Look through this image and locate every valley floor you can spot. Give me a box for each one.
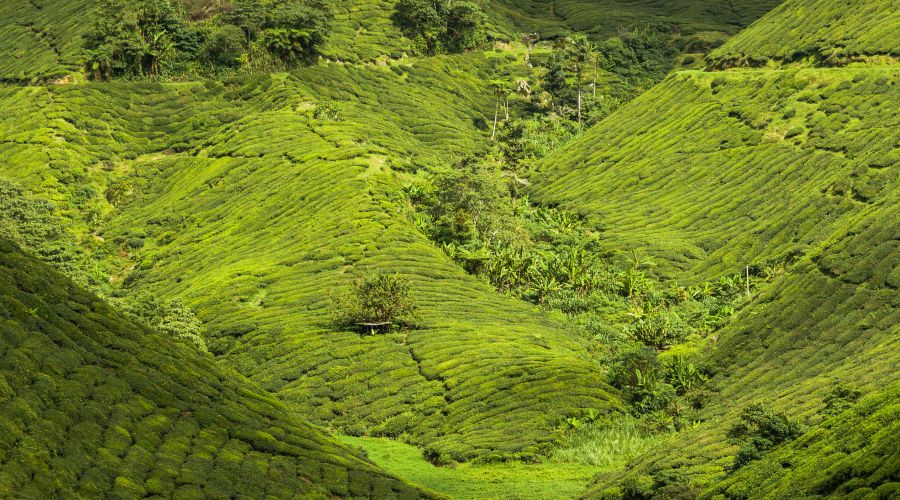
[340,436,601,499]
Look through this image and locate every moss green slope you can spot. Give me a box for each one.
[708,0,900,67]
[492,0,782,38]
[0,58,622,463]
[0,0,96,82]
[528,29,898,493]
[531,66,899,280]
[585,195,898,493]
[704,381,900,498]
[0,238,431,498]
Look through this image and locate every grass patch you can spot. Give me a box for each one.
[339,435,600,499]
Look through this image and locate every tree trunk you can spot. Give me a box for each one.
[492,98,499,139]
[505,97,509,121]
[577,86,582,128]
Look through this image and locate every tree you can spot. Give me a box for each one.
[83,0,184,78]
[429,157,512,243]
[392,0,485,55]
[562,35,596,128]
[488,78,512,139]
[200,24,245,67]
[118,292,208,352]
[333,273,417,332]
[728,403,805,470]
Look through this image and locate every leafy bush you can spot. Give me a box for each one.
[823,384,863,416]
[200,24,245,67]
[332,273,417,332]
[117,292,208,352]
[664,355,708,395]
[392,0,486,55]
[626,311,689,349]
[728,402,805,470]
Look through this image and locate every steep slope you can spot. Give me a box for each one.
[586,197,898,494]
[525,0,900,494]
[709,0,900,67]
[0,58,622,463]
[0,238,430,498]
[0,0,96,82]
[705,381,900,498]
[492,0,782,38]
[532,67,898,279]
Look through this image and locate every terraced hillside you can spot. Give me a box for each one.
[709,0,900,67]
[0,238,429,498]
[492,0,782,38]
[0,56,623,463]
[0,0,97,82]
[531,67,899,280]
[527,0,900,494]
[585,196,899,494]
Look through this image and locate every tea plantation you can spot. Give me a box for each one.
[0,238,431,497]
[709,0,900,67]
[528,0,899,495]
[0,0,898,497]
[0,59,629,464]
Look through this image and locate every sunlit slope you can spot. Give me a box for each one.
[0,59,622,462]
[706,381,900,498]
[0,239,430,498]
[0,0,95,82]
[531,66,899,280]
[586,190,899,495]
[709,0,900,67]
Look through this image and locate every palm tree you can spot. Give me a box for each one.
[488,78,511,139]
[563,35,597,128]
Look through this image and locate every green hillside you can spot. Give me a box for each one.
[525,0,900,495]
[531,67,899,279]
[0,56,625,463]
[0,238,430,498]
[1,0,898,497]
[0,0,97,82]
[709,0,900,67]
[492,0,782,38]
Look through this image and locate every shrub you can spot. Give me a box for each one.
[200,25,245,67]
[728,402,805,471]
[626,311,689,349]
[664,355,708,395]
[392,0,486,55]
[332,273,417,332]
[823,384,863,416]
[117,293,208,352]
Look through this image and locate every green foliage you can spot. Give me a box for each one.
[392,0,487,55]
[709,0,900,67]
[83,0,184,79]
[116,292,208,351]
[822,384,863,417]
[199,24,245,67]
[425,157,513,244]
[83,0,330,79]
[728,402,806,471]
[333,273,418,332]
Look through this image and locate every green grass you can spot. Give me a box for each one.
[708,0,900,67]
[0,238,430,498]
[339,435,600,499]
